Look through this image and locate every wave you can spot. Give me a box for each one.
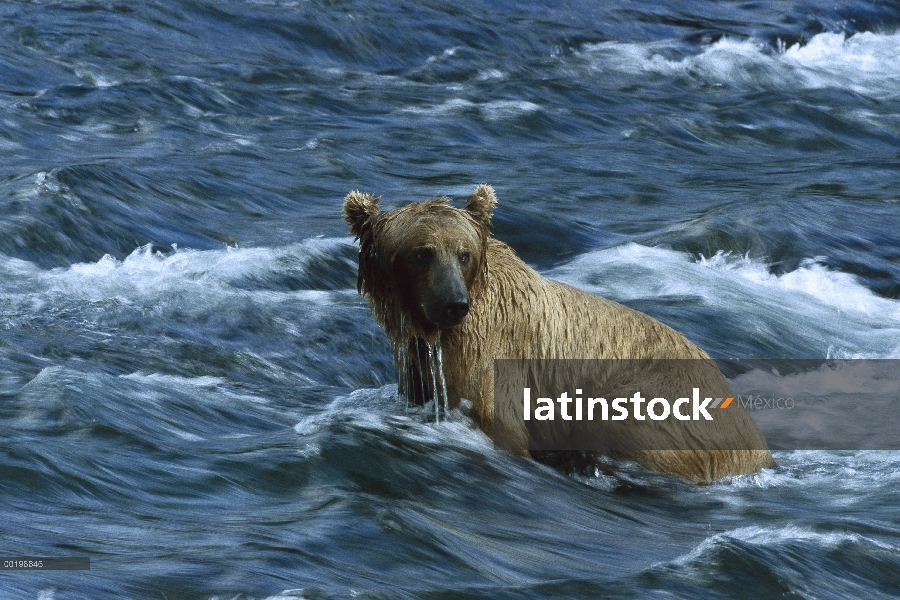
[0,238,357,304]
[676,525,898,565]
[580,30,900,97]
[0,239,393,390]
[547,243,900,358]
[6,238,896,360]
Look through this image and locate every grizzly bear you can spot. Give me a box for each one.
[343,184,775,482]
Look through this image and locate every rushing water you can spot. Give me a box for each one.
[2,1,900,598]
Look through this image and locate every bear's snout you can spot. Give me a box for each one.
[442,298,469,324]
[426,290,469,328]
[423,266,470,329]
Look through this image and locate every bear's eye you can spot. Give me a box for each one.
[459,249,471,266]
[413,248,434,264]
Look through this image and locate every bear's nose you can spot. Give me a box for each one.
[443,300,469,323]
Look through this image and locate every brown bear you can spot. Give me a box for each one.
[343,184,775,482]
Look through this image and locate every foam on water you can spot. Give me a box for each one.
[118,371,291,404]
[581,30,900,97]
[674,524,898,567]
[699,251,899,318]
[782,32,900,93]
[0,238,356,308]
[399,98,541,120]
[119,373,228,388]
[710,450,900,492]
[547,243,900,358]
[293,384,493,452]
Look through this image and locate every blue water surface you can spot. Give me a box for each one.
[1,1,900,598]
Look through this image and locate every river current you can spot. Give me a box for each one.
[1,1,899,598]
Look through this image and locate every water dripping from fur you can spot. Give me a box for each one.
[427,344,439,422]
[436,340,449,417]
[397,314,410,414]
[392,329,449,423]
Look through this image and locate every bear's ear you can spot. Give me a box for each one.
[463,184,497,228]
[343,191,382,239]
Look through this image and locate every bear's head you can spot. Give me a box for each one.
[343,184,497,340]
